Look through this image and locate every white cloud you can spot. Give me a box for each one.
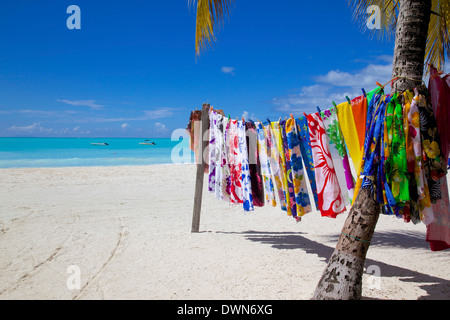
[57,99,104,109]
[272,61,393,114]
[66,108,178,124]
[376,55,394,63]
[7,122,91,136]
[315,63,392,88]
[0,109,58,116]
[143,108,177,119]
[155,122,167,130]
[221,66,235,75]
[121,123,130,129]
[8,122,53,134]
[242,110,256,121]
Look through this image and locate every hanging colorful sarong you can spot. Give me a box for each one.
[306,112,346,218]
[320,107,355,205]
[429,65,450,161]
[384,93,410,211]
[280,120,299,220]
[266,124,288,212]
[408,90,433,224]
[379,97,396,215]
[336,101,362,176]
[296,116,319,210]
[351,95,368,152]
[208,111,218,193]
[427,176,450,251]
[221,118,232,202]
[256,122,276,207]
[271,121,291,215]
[416,86,447,203]
[352,87,384,202]
[228,120,243,204]
[285,118,312,217]
[213,113,224,200]
[426,66,450,251]
[238,120,254,211]
[361,94,394,210]
[246,121,265,207]
[402,91,420,223]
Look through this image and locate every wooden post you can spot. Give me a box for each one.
[191,103,210,233]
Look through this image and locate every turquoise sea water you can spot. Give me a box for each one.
[0,137,194,168]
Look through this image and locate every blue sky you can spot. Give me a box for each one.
[0,1,404,138]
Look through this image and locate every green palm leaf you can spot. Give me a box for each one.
[190,0,234,56]
[348,0,450,73]
[425,0,450,72]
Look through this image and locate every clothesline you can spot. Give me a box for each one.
[215,74,446,124]
[188,68,450,251]
[215,75,431,122]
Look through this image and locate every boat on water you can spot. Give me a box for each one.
[91,142,109,146]
[139,139,156,145]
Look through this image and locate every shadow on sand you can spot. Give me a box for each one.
[212,229,450,300]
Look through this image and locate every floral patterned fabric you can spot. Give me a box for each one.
[256,122,276,207]
[361,94,394,211]
[271,121,292,216]
[416,85,447,203]
[306,112,346,218]
[246,121,265,207]
[285,118,312,218]
[228,120,243,205]
[407,91,431,221]
[267,124,288,212]
[296,116,319,210]
[402,90,420,223]
[427,66,450,251]
[428,65,450,161]
[280,120,299,220]
[238,120,254,211]
[208,111,218,193]
[353,87,384,203]
[221,118,232,203]
[384,93,410,210]
[320,107,355,205]
[213,113,224,200]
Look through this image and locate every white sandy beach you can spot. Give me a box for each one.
[0,164,449,300]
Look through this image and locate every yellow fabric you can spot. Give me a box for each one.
[271,122,292,216]
[336,102,362,177]
[352,152,365,203]
[336,101,364,204]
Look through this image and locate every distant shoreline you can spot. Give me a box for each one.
[0,137,194,169]
[0,162,195,170]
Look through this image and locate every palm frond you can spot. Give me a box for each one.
[425,0,450,73]
[348,0,399,41]
[349,0,450,73]
[190,0,234,56]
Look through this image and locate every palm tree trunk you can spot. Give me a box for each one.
[312,0,431,300]
[392,0,432,92]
